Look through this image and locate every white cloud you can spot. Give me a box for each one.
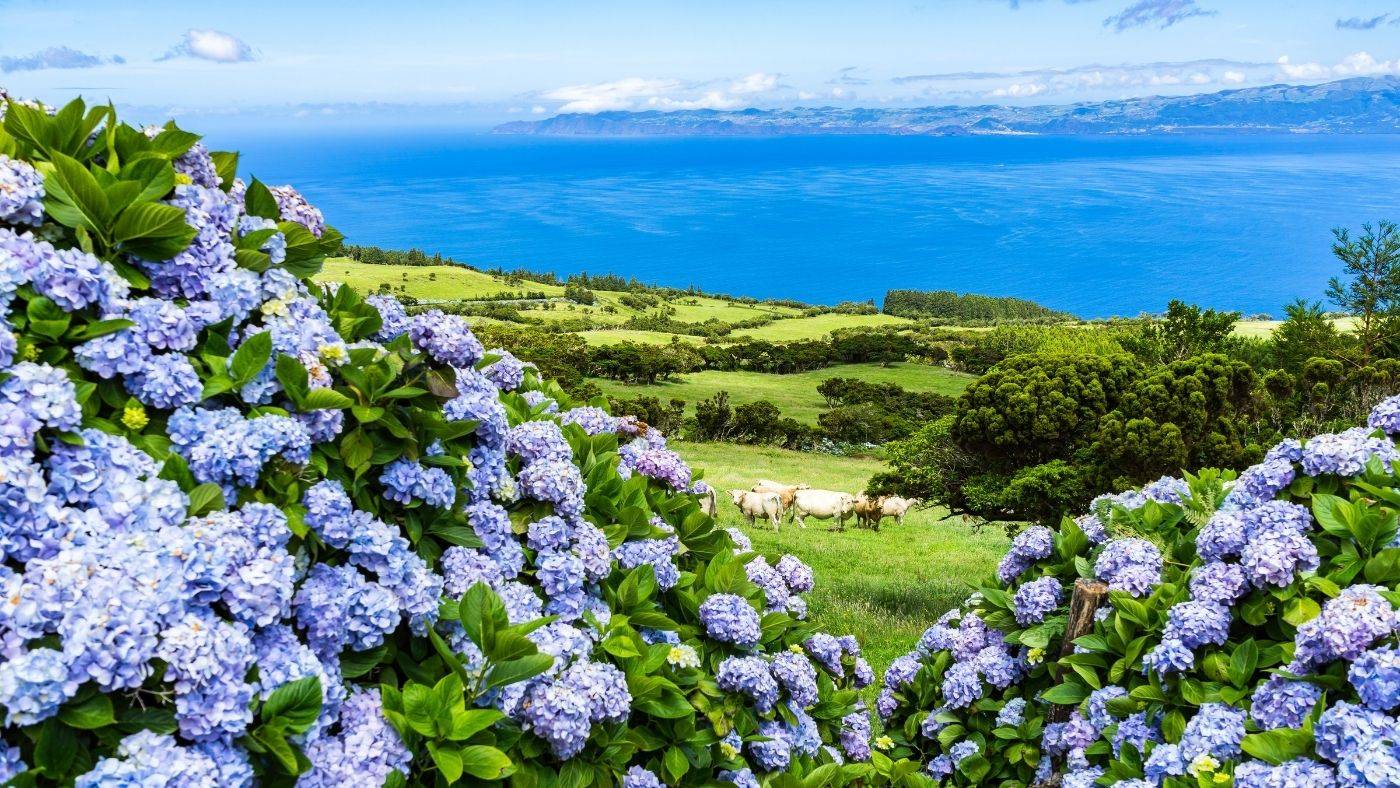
[543,73,784,113]
[160,30,255,63]
[1277,51,1400,80]
[991,82,1047,97]
[531,105,547,114]
[1221,70,1246,84]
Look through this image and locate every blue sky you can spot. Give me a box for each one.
[3,0,1399,126]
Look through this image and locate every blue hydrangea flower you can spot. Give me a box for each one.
[770,651,819,709]
[749,719,793,772]
[1337,733,1400,787]
[0,156,44,225]
[1087,685,1128,731]
[1251,675,1323,730]
[1315,701,1395,763]
[1094,538,1162,597]
[0,647,71,725]
[1301,428,1399,478]
[268,185,326,237]
[1013,576,1062,625]
[1,362,81,431]
[1179,703,1246,763]
[301,688,411,787]
[1370,395,1400,435]
[1189,561,1249,605]
[700,593,761,647]
[1293,585,1398,669]
[126,353,203,409]
[1351,645,1400,712]
[997,525,1054,584]
[622,765,663,787]
[717,655,780,712]
[1164,600,1231,649]
[558,406,618,435]
[408,310,484,367]
[1144,637,1194,675]
[996,697,1027,727]
[839,709,871,761]
[483,348,527,391]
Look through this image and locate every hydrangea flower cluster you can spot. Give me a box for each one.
[876,396,1400,786]
[0,97,875,786]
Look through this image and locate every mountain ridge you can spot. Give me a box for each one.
[495,76,1400,136]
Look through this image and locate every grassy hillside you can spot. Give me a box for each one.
[1234,316,1358,338]
[595,362,975,423]
[319,259,565,300]
[732,313,912,341]
[677,441,1006,692]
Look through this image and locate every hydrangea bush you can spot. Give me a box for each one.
[875,398,1400,786]
[0,97,875,786]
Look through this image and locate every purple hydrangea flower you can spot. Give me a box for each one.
[717,655,780,712]
[1370,395,1400,435]
[1251,675,1323,730]
[268,184,326,237]
[1293,585,1398,670]
[0,156,44,226]
[1164,600,1231,649]
[1351,645,1400,712]
[1179,703,1246,763]
[408,310,484,367]
[1315,701,1394,762]
[699,593,762,647]
[1094,538,1162,597]
[1013,576,1062,626]
[1301,428,1399,478]
[997,525,1054,584]
[1189,561,1249,605]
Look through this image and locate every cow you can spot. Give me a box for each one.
[729,490,782,530]
[879,496,921,526]
[752,479,810,521]
[852,494,886,530]
[791,489,856,530]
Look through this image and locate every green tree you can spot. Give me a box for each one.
[1327,219,1400,366]
[1273,299,1348,371]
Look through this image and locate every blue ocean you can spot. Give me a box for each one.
[212,130,1400,317]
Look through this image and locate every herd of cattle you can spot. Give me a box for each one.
[696,479,920,531]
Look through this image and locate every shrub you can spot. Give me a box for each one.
[563,282,596,305]
[0,97,876,786]
[872,394,1400,786]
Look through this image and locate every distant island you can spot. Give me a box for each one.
[495,76,1400,137]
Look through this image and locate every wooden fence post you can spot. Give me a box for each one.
[1045,578,1109,722]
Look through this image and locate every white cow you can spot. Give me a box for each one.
[753,479,811,521]
[791,489,856,530]
[729,490,782,530]
[879,496,921,526]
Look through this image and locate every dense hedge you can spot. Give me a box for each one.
[873,396,1400,786]
[882,290,1072,323]
[0,98,876,786]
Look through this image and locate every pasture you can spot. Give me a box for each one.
[730,312,912,341]
[318,259,565,300]
[596,363,975,423]
[675,441,1008,696]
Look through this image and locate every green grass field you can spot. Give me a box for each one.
[595,362,974,423]
[318,259,566,300]
[675,441,1007,692]
[576,330,706,346]
[1233,316,1358,338]
[731,313,912,342]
